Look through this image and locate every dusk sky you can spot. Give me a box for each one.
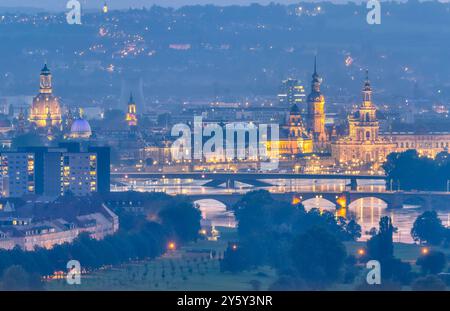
[0,0,356,11]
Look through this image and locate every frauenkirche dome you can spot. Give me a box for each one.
[29,64,62,128]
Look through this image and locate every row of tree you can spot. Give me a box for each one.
[0,196,202,290]
[220,190,362,287]
[383,150,450,191]
[221,190,449,290]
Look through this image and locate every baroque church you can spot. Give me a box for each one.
[29,64,62,128]
[331,71,396,167]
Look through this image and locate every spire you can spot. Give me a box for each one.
[311,56,321,92]
[362,69,372,103]
[363,69,372,92]
[129,92,134,104]
[41,63,50,75]
[314,55,317,75]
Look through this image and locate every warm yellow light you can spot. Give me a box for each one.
[357,248,365,256]
[291,196,301,205]
[421,247,429,255]
[168,242,176,251]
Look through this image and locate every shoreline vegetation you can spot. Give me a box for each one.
[2,187,450,291]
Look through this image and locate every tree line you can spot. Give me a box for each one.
[0,195,201,290]
[383,150,450,191]
[220,190,449,290]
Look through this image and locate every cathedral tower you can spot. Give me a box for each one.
[348,70,379,142]
[126,93,138,127]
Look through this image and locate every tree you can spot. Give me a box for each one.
[366,216,412,283]
[383,150,450,191]
[339,218,362,241]
[291,226,347,288]
[0,265,42,291]
[411,275,446,291]
[158,201,201,243]
[416,251,447,275]
[411,211,445,245]
[220,243,249,273]
[367,216,394,263]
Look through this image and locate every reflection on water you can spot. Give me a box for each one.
[112,178,449,244]
[302,198,450,243]
[111,178,386,195]
[194,199,236,228]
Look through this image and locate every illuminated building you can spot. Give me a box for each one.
[0,153,35,197]
[385,133,450,158]
[0,143,110,198]
[278,78,306,108]
[29,64,62,128]
[266,104,313,159]
[306,57,328,151]
[103,2,109,14]
[125,93,138,127]
[0,198,118,250]
[332,71,395,166]
[70,110,92,139]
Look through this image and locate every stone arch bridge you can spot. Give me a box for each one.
[185,191,450,210]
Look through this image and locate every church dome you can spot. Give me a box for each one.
[29,64,62,128]
[70,118,92,138]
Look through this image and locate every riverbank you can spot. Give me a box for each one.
[46,227,449,291]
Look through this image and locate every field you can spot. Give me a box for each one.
[46,227,447,291]
[46,227,277,291]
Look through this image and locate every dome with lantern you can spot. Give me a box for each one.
[70,109,92,139]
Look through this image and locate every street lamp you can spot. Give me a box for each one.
[421,247,429,255]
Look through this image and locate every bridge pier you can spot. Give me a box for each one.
[349,178,358,191]
[226,179,236,189]
[387,193,403,209]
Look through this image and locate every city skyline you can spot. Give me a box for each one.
[0,0,449,294]
[0,0,368,11]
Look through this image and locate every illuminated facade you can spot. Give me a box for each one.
[29,64,62,128]
[70,110,92,139]
[0,144,109,198]
[59,153,97,196]
[306,58,328,151]
[0,201,118,251]
[0,153,35,197]
[383,133,450,158]
[332,71,395,166]
[267,104,313,157]
[126,93,138,127]
[278,78,306,107]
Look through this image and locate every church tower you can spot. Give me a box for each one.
[125,93,138,127]
[348,70,379,142]
[288,104,306,138]
[29,64,62,128]
[306,57,327,150]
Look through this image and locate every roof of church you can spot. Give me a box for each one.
[71,118,92,136]
[41,64,50,75]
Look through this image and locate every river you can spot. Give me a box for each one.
[112,178,450,244]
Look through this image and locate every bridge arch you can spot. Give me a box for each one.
[349,196,389,210]
[193,199,236,227]
[301,197,336,211]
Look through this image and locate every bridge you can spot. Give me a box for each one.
[112,172,387,190]
[182,190,450,210]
